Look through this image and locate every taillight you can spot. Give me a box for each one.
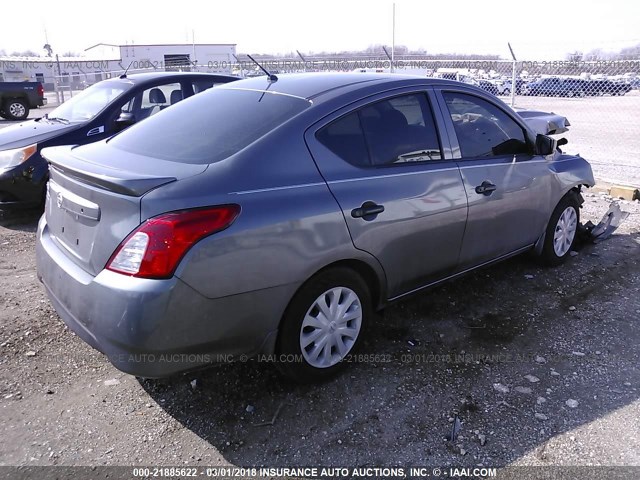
[106,205,240,279]
[37,83,44,97]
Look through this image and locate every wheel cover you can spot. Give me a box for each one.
[553,206,578,257]
[299,286,362,369]
[9,102,26,117]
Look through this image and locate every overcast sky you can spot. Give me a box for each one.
[1,0,639,59]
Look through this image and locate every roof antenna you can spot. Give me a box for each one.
[246,54,278,82]
[120,61,134,79]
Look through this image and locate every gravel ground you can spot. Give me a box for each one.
[1,193,639,471]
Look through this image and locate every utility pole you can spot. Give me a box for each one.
[508,42,517,107]
[391,3,396,73]
[55,53,63,103]
[192,29,197,71]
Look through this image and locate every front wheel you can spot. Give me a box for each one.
[276,267,372,382]
[538,192,581,266]
[3,99,29,121]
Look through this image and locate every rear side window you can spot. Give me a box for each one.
[192,79,215,94]
[443,92,529,158]
[316,112,369,167]
[317,93,442,167]
[109,88,311,164]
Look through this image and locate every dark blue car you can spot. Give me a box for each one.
[0,72,238,208]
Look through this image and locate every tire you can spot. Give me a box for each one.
[0,110,7,119]
[276,267,372,382]
[3,99,29,121]
[538,192,581,266]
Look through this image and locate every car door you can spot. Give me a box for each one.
[305,90,468,299]
[434,89,552,271]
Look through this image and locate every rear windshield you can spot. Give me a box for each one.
[109,87,311,164]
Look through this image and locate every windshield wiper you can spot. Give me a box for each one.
[46,115,70,125]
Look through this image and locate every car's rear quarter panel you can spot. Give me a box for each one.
[141,124,386,303]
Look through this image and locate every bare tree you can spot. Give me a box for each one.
[619,43,640,60]
[10,50,40,57]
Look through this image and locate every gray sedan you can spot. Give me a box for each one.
[36,73,594,382]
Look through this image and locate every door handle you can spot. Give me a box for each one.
[475,181,497,195]
[351,201,385,219]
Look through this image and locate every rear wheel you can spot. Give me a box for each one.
[276,267,371,382]
[3,99,29,121]
[539,192,581,266]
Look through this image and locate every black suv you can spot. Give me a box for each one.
[0,72,238,207]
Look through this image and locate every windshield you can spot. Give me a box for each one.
[109,87,311,164]
[48,81,132,122]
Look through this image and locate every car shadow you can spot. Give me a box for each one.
[0,208,42,232]
[135,231,638,466]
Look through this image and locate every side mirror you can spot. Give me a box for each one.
[535,133,555,156]
[115,112,136,131]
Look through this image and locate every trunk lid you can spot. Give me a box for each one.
[42,142,207,276]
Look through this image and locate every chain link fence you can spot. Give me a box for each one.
[41,57,640,186]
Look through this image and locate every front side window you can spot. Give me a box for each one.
[48,80,131,122]
[443,92,529,158]
[317,93,442,167]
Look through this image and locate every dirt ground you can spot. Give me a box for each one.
[1,192,639,472]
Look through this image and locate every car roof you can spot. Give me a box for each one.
[220,73,461,102]
[102,71,238,86]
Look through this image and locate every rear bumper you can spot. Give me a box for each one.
[36,216,289,378]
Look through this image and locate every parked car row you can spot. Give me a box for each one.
[465,76,634,98]
[24,72,595,382]
[522,77,632,97]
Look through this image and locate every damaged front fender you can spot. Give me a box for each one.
[549,152,596,192]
